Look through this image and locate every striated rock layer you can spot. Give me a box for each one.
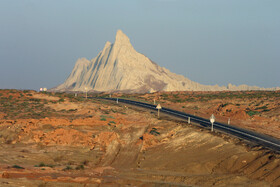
[53,30,279,93]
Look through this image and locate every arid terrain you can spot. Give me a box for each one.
[0,89,280,186]
[114,91,280,139]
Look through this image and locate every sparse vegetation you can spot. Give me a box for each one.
[82,160,89,166]
[0,89,279,186]
[150,128,160,136]
[58,98,65,102]
[12,165,25,169]
[63,165,73,171]
[75,165,85,170]
[246,110,260,116]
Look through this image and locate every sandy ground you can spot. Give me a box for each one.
[0,90,279,186]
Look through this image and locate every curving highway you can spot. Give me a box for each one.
[95,97,280,153]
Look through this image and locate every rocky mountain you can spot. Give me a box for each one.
[53,30,278,93]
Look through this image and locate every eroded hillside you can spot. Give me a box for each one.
[0,90,280,186]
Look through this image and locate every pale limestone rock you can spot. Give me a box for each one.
[53,30,279,93]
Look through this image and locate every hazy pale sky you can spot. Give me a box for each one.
[0,0,279,90]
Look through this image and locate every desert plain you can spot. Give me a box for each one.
[0,89,280,186]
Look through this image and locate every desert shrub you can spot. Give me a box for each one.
[246,110,260,116]
[255,105,268,110]
[100,118,106,121]
[39,162,46,167]
[67,161,75,165]
[108,122,116,127]
[171,99,183,103]
[75,165,84,170]
[12,165,25,169]
[82,160,89,166]
[21,101,29,107]
[149,128,160,136]
[173,94,179,98]
[63,166,72,171]
[221,103,229,107]
[29,98,40,102]
[58,98,65,102]
[186,98,195,102]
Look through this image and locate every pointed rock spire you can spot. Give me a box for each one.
[53,30,279,92]
[115,30,131,46]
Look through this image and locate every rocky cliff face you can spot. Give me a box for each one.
[53,30,278,93]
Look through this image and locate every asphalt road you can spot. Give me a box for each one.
[95,97,280,153]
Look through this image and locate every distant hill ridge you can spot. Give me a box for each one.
[53,30,279,93]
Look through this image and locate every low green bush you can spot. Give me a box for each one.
[246,110,260,116]
[75,165,84,170]
[150,128,160,136]
[63,165,72,171]
[12,165,25,169]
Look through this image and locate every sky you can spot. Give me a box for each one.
[0,0,279,90]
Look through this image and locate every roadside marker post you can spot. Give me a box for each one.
[116,98,119,104]
[154,99,156,105]
[188,117,190,124]
[210,114,215,132]
[156,104,162,118]
[85,87,88,99]
[228,118,230,125]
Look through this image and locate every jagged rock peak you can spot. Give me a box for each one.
[115,29,131,46]
[52,30,280,93]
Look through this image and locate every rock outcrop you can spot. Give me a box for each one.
[53,30,279,93]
